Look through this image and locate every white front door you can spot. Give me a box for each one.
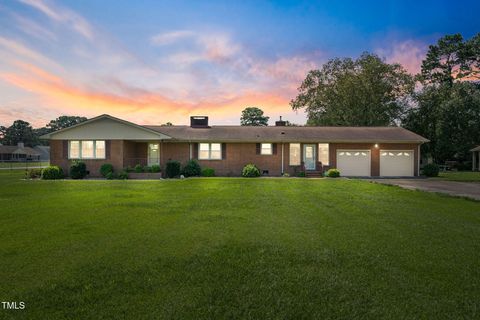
[336,150,371,176]
[303,144,316,170]
[148,143,159,166]
[380,150,414,176]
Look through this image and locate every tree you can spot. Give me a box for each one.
[46,116,87,132]
[0,120,37,146]
[240,107,269,126]
[419,33,480,86]
[291,52,414,126]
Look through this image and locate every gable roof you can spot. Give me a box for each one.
[471,146,480,152]
[41,114,171,140]
[145,125,429,143]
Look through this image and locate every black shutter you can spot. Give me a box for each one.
[256,143,261,155]
[63,140,68,158]
[106,140,111,159]
[222,143,227,159]
[192,143,198,159]
[272,143,277,155]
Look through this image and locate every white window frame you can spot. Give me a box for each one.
[198,143,222,160]
[318,143,329,166]
[289,143,301,166]
[260,143,273,155]
[68,140,106,160]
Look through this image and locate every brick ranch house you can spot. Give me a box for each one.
[41,114,429,177]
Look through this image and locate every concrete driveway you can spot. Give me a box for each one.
[368,179,480,200]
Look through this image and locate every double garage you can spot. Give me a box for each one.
[336,149,415,177]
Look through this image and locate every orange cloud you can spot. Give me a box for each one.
[0,62,295,126]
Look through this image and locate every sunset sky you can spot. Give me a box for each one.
[0,0,479,128]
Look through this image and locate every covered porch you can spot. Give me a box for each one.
[123,141,162,169]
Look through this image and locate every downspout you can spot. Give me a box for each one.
[281,143,284,175]
[189,142,192,160]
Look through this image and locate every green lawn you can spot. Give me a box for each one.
[436,171,480,182]
[0,161,49,169]
[1,171,479,319]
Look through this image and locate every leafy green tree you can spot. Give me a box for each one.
[0,120,37,146]
[46,116,87,132]
[291,52,414,126]
[240,107,269,126]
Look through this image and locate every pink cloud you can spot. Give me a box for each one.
[376,40,427,74]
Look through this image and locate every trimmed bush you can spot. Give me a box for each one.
[117,171,129,180]
[41,166,63,180]
[134,164,143,173]
[326,168,340,178]
[297,171,306,177]
[151,164,161,173]
[422,163,439,177]
[70,161,87,179]
[242,164,260,177]
[165,160,181,178]
[100,163,114,177]
[201,167,215,177]
[25,168,42,179]
[105,172,116,180]
[182,159,201,177]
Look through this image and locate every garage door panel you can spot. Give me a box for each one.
[336,150,371,176]
[380,150,414,176]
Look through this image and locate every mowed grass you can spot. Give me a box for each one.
[0,161,49,169]
[1,171,480,319]
[437,171,480,182]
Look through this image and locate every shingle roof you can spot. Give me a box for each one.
[144,125,429,143]
[0,145,40,155]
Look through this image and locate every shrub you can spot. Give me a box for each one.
[41,166,63,180]
[134,164,143,173]
[201,167,215,177]
[143,166,152,173]
[165,160,181,178]
[242,164,260,177]
[282,173,290,177]
[117,171,129,180]
[100,163,114,177]
[105,172,116,180]
[297,171,306,177]
[151,164,161,173]
[125,166,134,173]
[326,168,340,178]
[422,163,439,177]
[25,168,42,179]
[70,161,87,179]
[182,159,201,177]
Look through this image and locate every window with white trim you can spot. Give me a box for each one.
[198,143,222,160]
[260,143,272,155]
[318,143,329,165]
[289,143,300,165]
[69,140,106,159]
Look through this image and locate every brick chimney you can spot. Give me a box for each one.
[275,116,286,126]
[190,116,209,128]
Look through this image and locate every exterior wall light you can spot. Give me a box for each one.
[374,144,379,148]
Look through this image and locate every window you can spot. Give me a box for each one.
[198,143,222,160]
[69,141,80,159]
[69,140,106,159]
[289,143,300,165]
[260,143,272,155]
[318,143,329,165]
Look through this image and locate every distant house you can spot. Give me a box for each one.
[40,114,429,177]
[33,145,50,161]
[0,142,41,161]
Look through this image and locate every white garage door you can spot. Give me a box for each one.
[380,150,414,177]
[336,150,371,176]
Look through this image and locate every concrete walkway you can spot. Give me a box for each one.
[368,179,480,200]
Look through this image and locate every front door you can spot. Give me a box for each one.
[148,143,160,166]
[303,144,316,171]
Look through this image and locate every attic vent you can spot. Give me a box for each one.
[190,116,209,128]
